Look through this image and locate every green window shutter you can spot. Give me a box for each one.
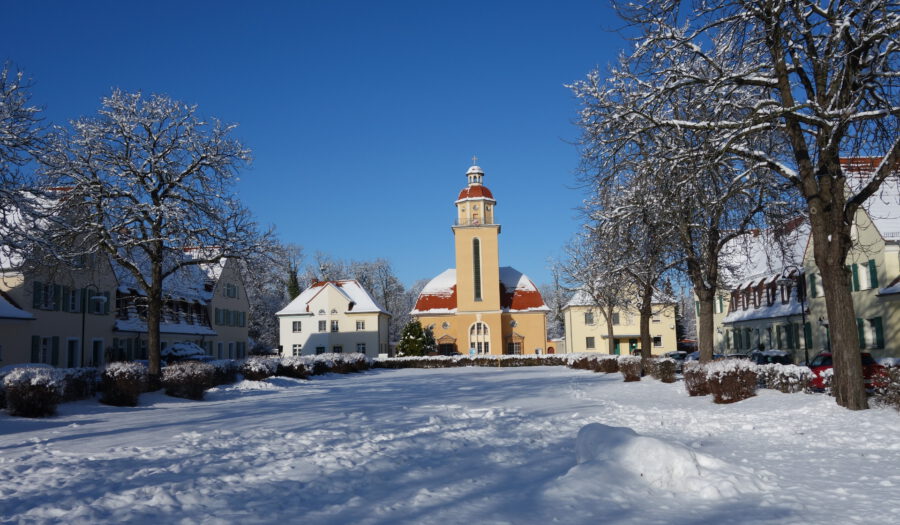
[869,260,878,288]
[51,336,60,366]
[856,318,866,348]
[776,325,782,348]
[52,284,61,311]
[785,324,793,349]
[804,322,812,350]
[851,264,860,292]
[31,335,40,362]
[808,274,817,298]
[61,286,71,312]
[873,317,884,349]
[32,281,42,308]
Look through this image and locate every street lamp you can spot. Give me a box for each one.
[777,265,808,365]
[80,285,108,367]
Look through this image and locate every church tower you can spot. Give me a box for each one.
[453,162,501,313]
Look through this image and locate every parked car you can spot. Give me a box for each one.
[664,351,688,372]
[808,351,887,390]
[684,351,725,362]
[748,350,794,366]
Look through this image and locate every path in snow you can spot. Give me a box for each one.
[1,367,900,524]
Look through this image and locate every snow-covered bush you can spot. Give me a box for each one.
[874,368,900,411]
[648,358,677,383]
[60,368,100,401]
[276,357,310,379]
[683,362,710,397]
[820,368,834,395]
[301,353,371,375]
[162,361,215,400]
[757,364,814,393]
[100,362,148,407]
[209,360,239,386]
[705,359,758,404]
[618,356,642,382]
[566,354,618,373]
[2,368,64,417]
[241,356,279,381]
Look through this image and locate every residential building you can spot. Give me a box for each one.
[718,218,812,361]
[411,162,549,355]
[803,158,900,360]
[562,290,677,355]
[276,280,390,357]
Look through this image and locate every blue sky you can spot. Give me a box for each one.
[2,1,629,288]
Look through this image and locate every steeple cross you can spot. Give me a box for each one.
[472,154,478,165]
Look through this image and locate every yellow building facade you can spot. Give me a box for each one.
[411,163,549,355]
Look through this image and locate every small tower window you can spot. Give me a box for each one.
[473,238,482,301]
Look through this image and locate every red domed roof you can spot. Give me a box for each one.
[457,185,495,202]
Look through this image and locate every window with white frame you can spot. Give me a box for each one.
[331,320,339,332]
[611,312,620,325]
[356,343,366,353]
[292,344,302,356]
[356,320,365,330]
[584,311,594,325]
[333,345,343,353]
[318,320,327,332]
[586,337,595,349]
[292,321,302,332]
[315,346,325,355]
[653,336,662,347]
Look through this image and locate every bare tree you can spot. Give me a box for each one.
[560,230,634,356]
[539,263,572,340]
[577,0,899,409]
[44,90,270,385]
[241,242,302,352]
[0,64,46,265]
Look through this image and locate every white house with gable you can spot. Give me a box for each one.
[276,280,390,358]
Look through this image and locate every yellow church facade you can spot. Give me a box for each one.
[411,163,549,355]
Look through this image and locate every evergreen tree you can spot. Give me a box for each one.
[286,261,301,300]
[396,319,434,357]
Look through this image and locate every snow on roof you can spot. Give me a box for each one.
[842,157,900,241]
[723,285,803,324]
[878,275,900,297]
[0,292,34,320]
[719,218,810,289]
[411,267,548,314]
[276,280,388,316]
[113,250,213,303]
[466,165,484,175]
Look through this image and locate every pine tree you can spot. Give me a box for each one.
[397,320,433,357]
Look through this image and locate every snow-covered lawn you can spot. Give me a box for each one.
[2,366,900,524]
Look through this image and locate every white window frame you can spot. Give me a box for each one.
[356,320,365,331]
[292,344,302,356]
[356,343,366,354]
[292,321,302,332]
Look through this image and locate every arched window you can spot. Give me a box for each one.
[473,238,482,301]
[469,322,490,354]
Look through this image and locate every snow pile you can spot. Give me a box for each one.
[703,357,758,379]
[566,423,767,499]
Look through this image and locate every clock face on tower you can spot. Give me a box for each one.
[473,204,479,210]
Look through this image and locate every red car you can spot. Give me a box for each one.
[808,351,887,390]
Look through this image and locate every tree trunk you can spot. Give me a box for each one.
[639,283,653,373]
[695,286,716,363]
[605,306,616,355]
[810,224,867,409]
[147,259,163,391]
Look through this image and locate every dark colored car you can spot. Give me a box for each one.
[808,351,887,390]
[748,351,794,366]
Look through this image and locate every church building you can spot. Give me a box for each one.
[411,162,549,355]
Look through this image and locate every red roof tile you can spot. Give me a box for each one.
[457,185,495,201]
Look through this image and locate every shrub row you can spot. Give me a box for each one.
[2,368,65,417]
[874,367,900,411]
[374,354,569,369]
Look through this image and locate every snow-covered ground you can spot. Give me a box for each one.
[2,366,899,524]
